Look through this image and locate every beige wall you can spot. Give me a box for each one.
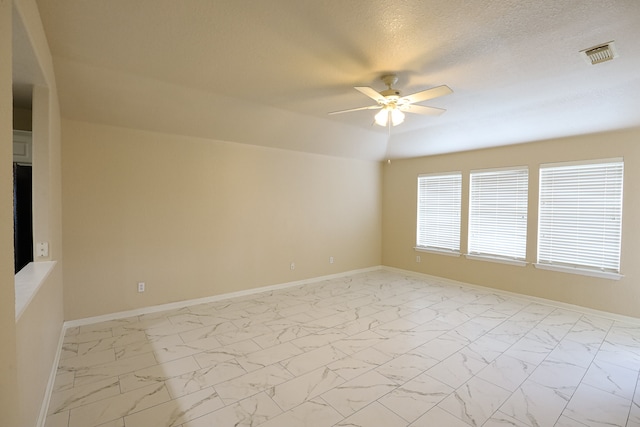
[1,0,20,423]
[62,119,382,320]
[383,128,640,318]
[6,0,65,425]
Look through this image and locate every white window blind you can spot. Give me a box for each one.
[468,168,528,260]
[538,159,624,273]
[417,173,461,252]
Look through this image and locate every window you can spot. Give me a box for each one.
[416,172,461,253]
[537,159,624,276]
[468,167,528,261]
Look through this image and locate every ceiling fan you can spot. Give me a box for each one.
[329,74,453,128]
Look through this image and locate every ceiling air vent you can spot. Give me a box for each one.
[580,41,617,65]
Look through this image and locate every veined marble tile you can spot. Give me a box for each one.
[401,307,438,325]
[426,352,487,389]
[438,376,511,427]
[554,415,589,426]
[563,383,631,427]
[628,397,640,427]
[60,342,79,360]
[52,371,75,393]
[503,336,555,366]
[57,348,116,374]
[267,366,344,411]
[581,359,638,400]
[372,317,420,338]
[281,344,347,376]
[331,330,387,355]
[154,336,222,363]
[409,406,473,427]
[119,356,200,393]
[499,380,570,427]
[122,387,223,427]
[185,392,282,427]
[165,359,247,398]
[375,352,438,385]
[214,363,294,404]
[144,321,206,339]
[64,329,113,345]
[43,411,69,427]
[253,325,311,349]
[177,321,239,343]
[111,318,173,337]
[48,376,120,415]
[321,370,397,417]
[486,320,538,345]
[256,397,343,427]
[289,329,349,352]
[378,372,453,422]
[114,334,183,361]
[462,335,511,364]
[67,383,171,427]
[335,401,407,427]
[327,351,386,381]
[605,322,640,347]
[73,352,158,387]
[482,411,530,427]
[448,320,491,342]
[214,327,273,346]
[44,270,640,427]
[78,317,137,333]
[527,359,586,399]
[193,339,262,369]
[236,341,303,372]
[476,354,536,392]
[412,334,469,362]
[547,339,599,368]
[76,331,147,356]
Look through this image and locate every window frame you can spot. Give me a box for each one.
[467,166,529,266]
[535,158,624,280]
[415,172,462,255]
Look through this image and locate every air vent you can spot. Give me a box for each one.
[580,41,617,65]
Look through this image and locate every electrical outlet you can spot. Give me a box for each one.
[290,262,295,270]
[416,255,421,263]
[329,256,334,264]
[137,282,145,293]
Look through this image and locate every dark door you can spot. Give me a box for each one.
[14,163,33,273]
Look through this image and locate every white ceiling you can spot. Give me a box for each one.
[28,0,640,160]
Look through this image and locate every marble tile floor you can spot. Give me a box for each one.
[44,270,640,427]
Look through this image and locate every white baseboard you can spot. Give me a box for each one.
[382,266,640,326]
[37,321,66,427]
[64,266,382,329]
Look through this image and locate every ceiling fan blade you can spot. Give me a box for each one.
[328,105,382,115]
[401,104,446,116]
[354,86,386,103]
[401,85,453,105]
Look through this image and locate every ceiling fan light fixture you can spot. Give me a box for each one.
[391,109,405,126]
[374,108,389,126]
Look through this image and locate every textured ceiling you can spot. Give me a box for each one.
[27,0,640,160]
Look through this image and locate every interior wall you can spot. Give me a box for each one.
[62,119,382,320]
[0,0,20,424]
[11,0,64,425]
[383,128,640,318]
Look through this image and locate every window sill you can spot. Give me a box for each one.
[534,263,623,281]
[15,261,57,321]
[414,247,461,257]
[465,254,527,267]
